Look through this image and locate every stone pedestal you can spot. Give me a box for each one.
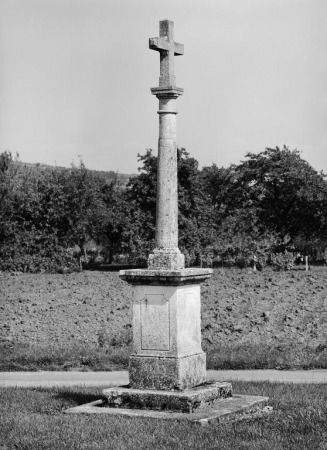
[120,268,212,390]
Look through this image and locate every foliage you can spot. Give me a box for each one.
[228,146,327,248]
[0,241,78,273]
[0,153,95,272]
[270,251,295,271]
[0,145,326,271]
[126,148,217,261]
[202,146,327,267]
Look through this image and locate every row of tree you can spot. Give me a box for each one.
[0,146,327,272]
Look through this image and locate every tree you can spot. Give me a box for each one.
[125,148,216,263]
[204,146,327,253]
[0,153,78,272]
[60,159,103,268]
[94,175,131,264]
[233,146,327,249]
[0,151,20,241]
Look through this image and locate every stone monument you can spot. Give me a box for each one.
[120,19,212,391]
[66,19,268,424]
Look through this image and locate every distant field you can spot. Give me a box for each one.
[1,267,326,371]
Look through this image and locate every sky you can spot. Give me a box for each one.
[1,0,326,175]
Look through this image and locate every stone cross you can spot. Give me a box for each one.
[147,19,185,271]
[149,19,184,87]
[120,19,212,392]
[66,19,267,421]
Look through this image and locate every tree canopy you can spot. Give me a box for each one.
[1,145,326,272]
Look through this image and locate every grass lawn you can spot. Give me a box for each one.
[2,341,327,372]
[1,381,326,449]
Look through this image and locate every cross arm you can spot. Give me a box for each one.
[149,37,170,52]
[149,38,184,56]
[173,42,184,56]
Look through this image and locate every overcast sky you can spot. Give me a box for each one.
[1,0,326,174]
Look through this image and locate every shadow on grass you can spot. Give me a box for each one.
[54,390,101,406]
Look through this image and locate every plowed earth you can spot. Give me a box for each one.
[1,267,326,350]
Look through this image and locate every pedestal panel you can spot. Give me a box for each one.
[131,284,204,358]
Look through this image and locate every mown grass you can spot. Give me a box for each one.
[1,341,326,372]
[0,381,326,449]
[0,343,130,372]
[206,343,327,370]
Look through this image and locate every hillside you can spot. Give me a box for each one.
[16,161,135,185]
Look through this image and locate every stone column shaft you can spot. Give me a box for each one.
[156,96,178,249]
[147,88,185,270]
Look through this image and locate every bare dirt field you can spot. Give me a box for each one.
[1,267,326,370]
[0,267,327,371]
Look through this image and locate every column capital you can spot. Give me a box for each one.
[151,86,184,98]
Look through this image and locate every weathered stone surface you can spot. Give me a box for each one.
[102,381,232,413]
[119,268,212,285]
[146,19,185,271]
[150,86,184,97]
[129,283,206,358]
[129,353,206,390]
[65,394,270,426]
[121,269,212,390]
[148,249,185,271]
[149,19,184,88]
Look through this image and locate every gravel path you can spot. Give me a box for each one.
[1,370,326,387]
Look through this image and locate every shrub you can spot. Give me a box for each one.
[223,255,235,267]
[0,245,78,273]
[270,251,295,271]
[234,257,248,269]
[183,249,197,268]
[323,248,327,264]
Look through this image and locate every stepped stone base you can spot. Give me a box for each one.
[129,353,206,391]
[102,381,232,413]
[65,388,269,425]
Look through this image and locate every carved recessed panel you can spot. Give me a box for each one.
[140,294,170,351]
[178,292,201,353]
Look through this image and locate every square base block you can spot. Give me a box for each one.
[102,381,232,413]
[147,249,185,270]
[129,353,206,390]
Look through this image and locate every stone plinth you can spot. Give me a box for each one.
[129,354,206,391]
[65,393,270,425]
[120,268,212,390]
[120,268,212,285]
[102,381,232,413]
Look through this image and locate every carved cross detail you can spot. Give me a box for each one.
[149,19,184,87]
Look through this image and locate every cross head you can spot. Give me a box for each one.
[149,19,184,87]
